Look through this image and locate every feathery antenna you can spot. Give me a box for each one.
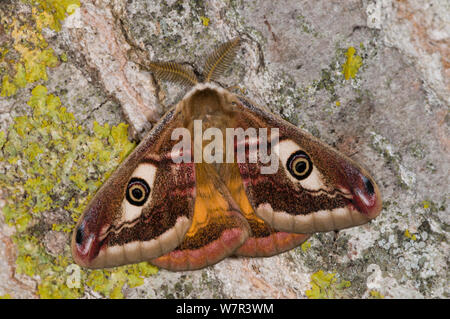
[147,62,199,87]
[203,38,241,83]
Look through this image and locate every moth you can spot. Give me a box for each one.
[72,38,382,271]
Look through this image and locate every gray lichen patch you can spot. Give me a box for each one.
[364,224,448,298]
[370,131,417,189]
[46,62,124,130]
[43,231,68,256]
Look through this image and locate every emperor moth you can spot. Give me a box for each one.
[72,38,382,271]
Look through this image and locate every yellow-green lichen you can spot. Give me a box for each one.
[60,52,68,63]
[404,229,417,241]
[86,263,158,299]
[422,200,431,209]
[369,290,385,299]
[0,1,80,97]
[0,85,159,298]
[301,241,311,252]
[200,16,210,27]
[342,47,362,80]
[0,0,159,299]
[0,294,12,299]
[23,0,81,32]
[305,270,351,299]
[0,131,6,148]
[419,199,445,214]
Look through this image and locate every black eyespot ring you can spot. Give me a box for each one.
[286,150,313,180]
[126,177,150,206]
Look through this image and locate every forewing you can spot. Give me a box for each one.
[71,109,196,268]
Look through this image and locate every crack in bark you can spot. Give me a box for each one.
[237,32,266,74]
[81,99,110,123]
